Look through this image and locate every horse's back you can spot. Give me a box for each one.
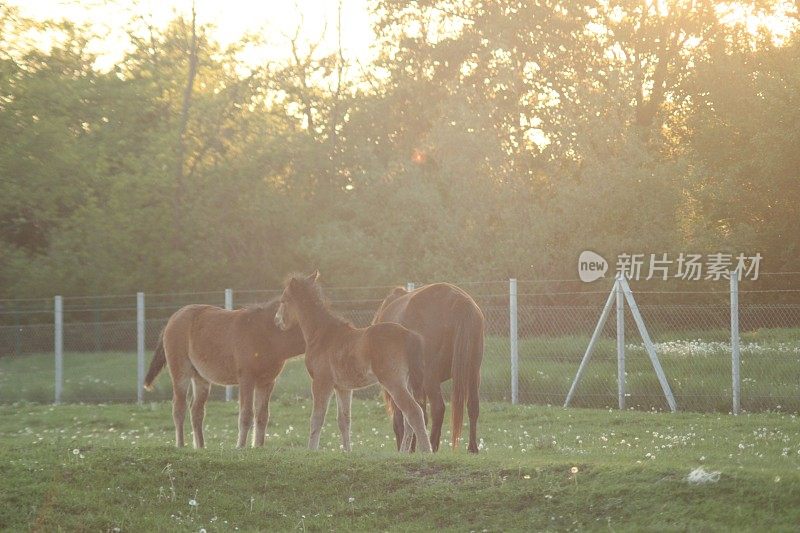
[380,283,482,346]
[365,320,410,338]
[162,304,243,385]
[165,304,240,342]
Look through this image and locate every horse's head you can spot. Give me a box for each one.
[275,270,320,330]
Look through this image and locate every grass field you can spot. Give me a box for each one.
[2,328,799,412]
[1,400,800,531]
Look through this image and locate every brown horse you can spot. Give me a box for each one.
[274,271,432,453]
[373,283,484,453]
[143,299,305,449]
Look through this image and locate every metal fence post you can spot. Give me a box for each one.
[225,288,234,402]
[509,278,518,405]
[616,277,625,410]
[619,277,677,412]
[565,282,616,408]
[137,292,145,404]
[730,270,741,415]
[54,295,63,405]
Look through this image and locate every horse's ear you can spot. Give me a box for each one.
[288,277,298,289]
[308,269,320,282]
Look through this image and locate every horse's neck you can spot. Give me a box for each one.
[298,304,340,347]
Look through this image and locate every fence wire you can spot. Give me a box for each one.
[1,278,799,413]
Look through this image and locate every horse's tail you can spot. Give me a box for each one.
[450,301,484,449]
[405,330,426,404]
[143,332,166,391]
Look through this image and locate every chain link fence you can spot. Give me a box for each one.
[1,276,799,413]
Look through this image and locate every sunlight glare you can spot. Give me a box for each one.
[9,0,376,70]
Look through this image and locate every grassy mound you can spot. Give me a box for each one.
[1,400,799,530]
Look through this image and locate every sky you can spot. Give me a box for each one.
[8,0,798,71]
[9,0,377,69]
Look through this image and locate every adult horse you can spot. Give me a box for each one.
[274,271,431,453]
[143,299,305,449]
[373,283,484,453]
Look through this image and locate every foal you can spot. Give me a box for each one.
[275,271,431,453]
[143,299,305,448]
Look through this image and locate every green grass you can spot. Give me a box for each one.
[1,400,800,531]
[2,327,798,412]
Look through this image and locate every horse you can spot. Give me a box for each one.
[274,271,432,453]
[142,298,305,449]
[373,283,484,453]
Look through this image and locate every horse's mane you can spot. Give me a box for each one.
[285,274,352,327]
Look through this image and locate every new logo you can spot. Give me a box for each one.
[578,251,608,282]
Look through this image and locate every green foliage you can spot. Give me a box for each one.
[685,33,800,268]
[0,3,798,296]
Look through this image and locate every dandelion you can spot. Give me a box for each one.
[570,466,579,474]
[348,496,355,503]
[189,498,198,508]
[72,448,80,455]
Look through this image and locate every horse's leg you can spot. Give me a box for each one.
[252,380,276,447]
[308,378,334,451]
[401,417,414,452]
[334,387,353,452]
[237,379,255,449]
[426,378,446,452]
[467,372,480,453]
[400,393,426,452]
[384,381,432,453]
[190,376,211,449]
[409,396,427,453]
[391,399,404,451]
[171,375,191,448]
